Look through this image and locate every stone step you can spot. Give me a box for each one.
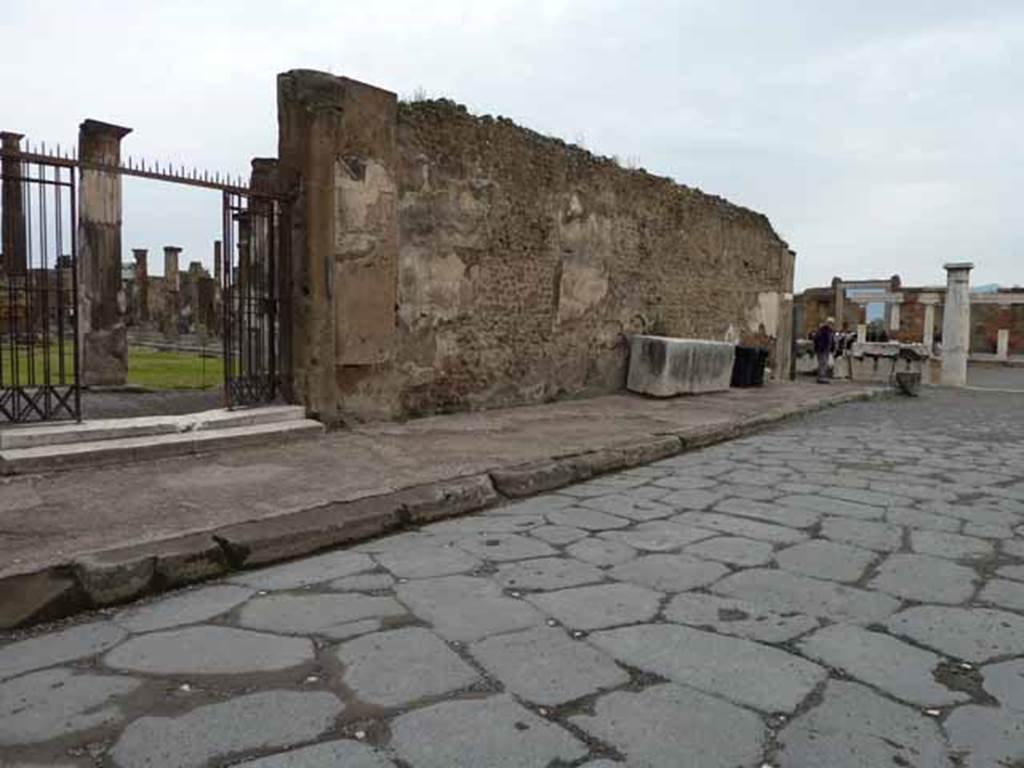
[0,405,308,450]
[0,418,325,475]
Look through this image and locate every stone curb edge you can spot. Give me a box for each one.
[0,386,888,631]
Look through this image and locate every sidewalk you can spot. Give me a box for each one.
[0,380,884,628]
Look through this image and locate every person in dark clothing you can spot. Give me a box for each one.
[813,317,835,383]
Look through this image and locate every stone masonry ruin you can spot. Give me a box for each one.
[276,70,796,423]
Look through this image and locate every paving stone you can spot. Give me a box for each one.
[715,497,820,528]
[578,494,674,521]
[328,572,395,591]
[683,535,775,566]
[716,482,779,501]
[657,488,724,511]
[389,694,586,768]
[1005,538,1024,558]
[886,506,961,532]
[456,532,557,561]
[775,540,875,583]
[544,506,632,531]
[887,606,1024,662]
[375,545,481,578]
[527,583,662,630]
[777,680,951,768]
[495,557,605,591]
[798,624,967,707]
[664,592,819,642]
[336,627,479,707]
[426,514,545,534]
[982,658,1024,712]
[673,511,809,544]
[651,473,718,490]
[776,493,882,521]
[977,579,1024,611]
[714,568,901,624]
[104,626,313,675]
[963,521,1015,538]
[599,520,716,551]
[528,524,588,545]
[819,485,913,508]
[115,585,254,633]
[569,683,765,767]
[0,621,126,681]
[820,516,903,552]
[320,619,382,641]
[0,668,142,745]
[470,626,628,705]
[229,551,373,590]
[725,469,789,487]
[997,564,1024,582]
[565,537,639,566]
[487,495,577,515]
[945,705,1024,768]
[869,554,977,604]
[236,593,406,635]
[589,623,825,712]
[109,691,343,768]
[609,554,729,592]
[234,739,393,768]
[911,530,993,560]
[396,575,545,641]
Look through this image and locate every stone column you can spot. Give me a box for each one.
[132,248,148,322]
[277,70,399,421]
[78,119,131,386]
[857,323,867,344]
[940,262,973,387]
[831,277,844,329]
[163,246,181,339]
[922,302,936,349]
[889,302,901,333]
[1,132,27,275]
[997,329,1010,360]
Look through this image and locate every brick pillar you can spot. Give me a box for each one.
[132,248,148,322]
[1,132,27,275]
[940,262,973,387]
[277,70,398,422]
[163,245,181,339]
[78,119,131,386]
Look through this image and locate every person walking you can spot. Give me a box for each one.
[813,316,835,383]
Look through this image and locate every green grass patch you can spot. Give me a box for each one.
[1,344,222,390]
[127,347,223,390]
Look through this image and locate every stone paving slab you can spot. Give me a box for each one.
[663,591,820,643]
[570,683,766,768]
[887,606,1024,662]
[526,583,663,630]
[109,691,344,768]
[590,623,826,713]
[0,621,126,681]
[774,539,875,583]
[388,695,587,768]
[234,740,394,768]
[235,593,407,635]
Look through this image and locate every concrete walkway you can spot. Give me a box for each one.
[0,381,881,627]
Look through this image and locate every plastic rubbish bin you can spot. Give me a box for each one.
[731,346,768,388]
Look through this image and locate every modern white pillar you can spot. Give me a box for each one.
[940,262,973,387]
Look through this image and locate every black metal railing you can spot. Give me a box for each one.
[0,142,80,422]
[222,190,279,408]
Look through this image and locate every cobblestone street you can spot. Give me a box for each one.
[2,388,1023,767]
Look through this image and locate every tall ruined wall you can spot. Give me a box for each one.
[390,101,793,414]
[277,71,794,422]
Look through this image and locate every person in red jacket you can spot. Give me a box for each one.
[813,317,835,383]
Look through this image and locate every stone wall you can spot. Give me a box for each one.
[278,71,795,422]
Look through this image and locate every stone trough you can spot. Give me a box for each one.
[627,335,735,397]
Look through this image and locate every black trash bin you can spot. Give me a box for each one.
[731,346,768,388]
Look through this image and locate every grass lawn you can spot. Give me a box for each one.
[1,344,223,390]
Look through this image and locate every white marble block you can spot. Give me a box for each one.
[627,335,735,396]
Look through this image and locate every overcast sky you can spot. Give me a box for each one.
[3,0,1021,289]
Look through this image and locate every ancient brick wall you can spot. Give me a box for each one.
[278,72,794,422]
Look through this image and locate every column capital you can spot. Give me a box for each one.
[79,119,133,140]
[0,131,24,146]
[943,262,974,272]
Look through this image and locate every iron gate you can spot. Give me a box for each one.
[0,140,80,422]
[222,190,279,408]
